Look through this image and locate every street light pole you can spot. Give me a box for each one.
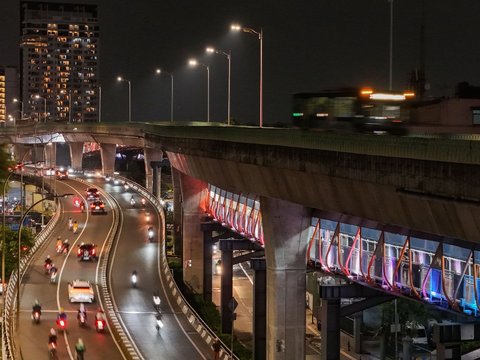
[206,47,232,125]
[34,95,47,123]
[188,60,210,123]
[98,85,102,123]
[13,99,24,122]
[117,76,132,122]
[389,0,394,91]
[154,69,174,123]
[231,24,263,127]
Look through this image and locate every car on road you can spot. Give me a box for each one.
[56,169,68,180]
[68,280,95,303]
[90,200,106,214]
[77,243,97,261]
[86,187,100,201]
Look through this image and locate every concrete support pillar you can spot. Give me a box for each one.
[172,167,183,257]
[251,257,267,360]
[100,143,116,176]
[44,143,56,168]
[144,147,163,193]
[261,197,310,360]
[203,229,214,303]
[220,244,233,333]
[353,311,363,354]
[180,172,207,293]
[69,142,84,171]
[321,298,341,360]
[13,144,32,163]
[32,144,45,164]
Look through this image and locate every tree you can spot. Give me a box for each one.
[1,225,35,281]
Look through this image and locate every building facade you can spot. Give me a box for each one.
[0,66,18,126]
[20,1,99,123]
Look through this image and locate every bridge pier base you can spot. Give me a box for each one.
[100,143,116,175]
[251,257,267,360]
[69,142,84,172]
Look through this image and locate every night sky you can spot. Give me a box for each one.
[1,0,479,125]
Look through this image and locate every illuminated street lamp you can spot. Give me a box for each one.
[13,98,24,122]
[34,95,47,123]
[154,68,174,123]
[117,76,132,122]
[231,23,263,127]
[206,47,232,125]
[188,59,210,123]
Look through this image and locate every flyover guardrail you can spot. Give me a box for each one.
[2,178,61,359]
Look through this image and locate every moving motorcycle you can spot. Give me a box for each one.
[131,271,138,288]
[148,227,154,242]
[155,313,164,332]
[130,197,136,208]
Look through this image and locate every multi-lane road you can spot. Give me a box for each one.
[17,175,213,359]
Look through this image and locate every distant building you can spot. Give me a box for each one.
[0,66,18,126]
[411,83,480,130]
[20,1,100,123]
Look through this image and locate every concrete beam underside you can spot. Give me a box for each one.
[166,151,480,245]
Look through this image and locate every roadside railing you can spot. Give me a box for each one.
[2,182,61,359]
[115,175,239,360]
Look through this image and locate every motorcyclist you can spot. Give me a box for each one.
[131,270,138,286]
[153,291,161,310]
[48,328,57,346]
[95,307,105,321]
[141,197,146,206]
[77,303,87,321]
[49,263,58,275]
[75,338,86,360]
[32,299,42,316]
[130,196,135,206]
[68,217,73,230]
[148,226,154,240]
[62,239,70,253]
[80,202,85,212]
[44,255,52,266]
[56,237,62,250]
[72,220,78,233]
[57,307,67,321]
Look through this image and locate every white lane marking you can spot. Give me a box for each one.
[54,180,90,360]
[238,263,253,285]
[94,188,129,360]
[155,210,208,360]
[107,192,145,360]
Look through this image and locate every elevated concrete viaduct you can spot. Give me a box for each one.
[4,122,480,359]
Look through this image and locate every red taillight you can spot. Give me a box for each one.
[92,249,96,255]
[59,320,65,327]
[77,249,81,255]
[100,204,104,208]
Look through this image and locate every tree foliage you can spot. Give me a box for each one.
[0,144,14,182]
[0,225,35,281]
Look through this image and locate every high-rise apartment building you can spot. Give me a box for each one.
[0,66,18,126]
[20,1,99,123]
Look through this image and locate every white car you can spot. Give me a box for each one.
[68,280,95,303]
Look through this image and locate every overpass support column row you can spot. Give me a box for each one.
[69,142,84,172]
[144,148,163,194]
[261,197,310,359]
[180,172,207,293]
[100,143,116,176]
[251,257,267,360]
